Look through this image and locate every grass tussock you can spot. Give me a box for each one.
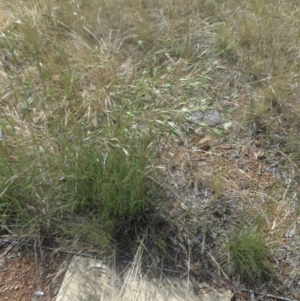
[226,225,272,285]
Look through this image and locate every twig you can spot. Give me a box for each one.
[207,251,229,281]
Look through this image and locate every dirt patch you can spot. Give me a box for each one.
[0,241,71,301]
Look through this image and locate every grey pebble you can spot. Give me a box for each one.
[189,109,222,126]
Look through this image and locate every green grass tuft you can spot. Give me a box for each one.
[226,225,272,285]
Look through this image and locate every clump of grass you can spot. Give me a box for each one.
[61,131,160,229]
[226,225,272,285]
[0,127,161,254]
[210,175,225,196]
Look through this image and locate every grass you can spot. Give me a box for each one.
[0,0,300,291]
[0,0,217,253]
[226,224,272,285]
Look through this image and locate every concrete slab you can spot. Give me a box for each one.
[56,256,233,301]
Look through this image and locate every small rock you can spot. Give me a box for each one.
[33,291,44,296]
[189,109,223,126]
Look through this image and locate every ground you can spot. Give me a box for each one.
[0,241,70,301]
[0,113,299,300]
[0,115,300,301]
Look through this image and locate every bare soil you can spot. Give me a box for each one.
[0,241,71,301]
